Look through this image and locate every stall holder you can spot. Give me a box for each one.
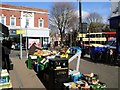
[0,69,12,90]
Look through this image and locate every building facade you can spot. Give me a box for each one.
[110,0,120,60]
[110,0,120,17]
[0,4,50,48]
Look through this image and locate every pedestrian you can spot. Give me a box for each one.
[2,39,12,71]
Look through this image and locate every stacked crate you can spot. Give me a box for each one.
[49,58,69,90]
[0,69,12,90]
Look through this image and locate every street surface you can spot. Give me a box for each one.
[9,50,46,89]
[10,50,119,89]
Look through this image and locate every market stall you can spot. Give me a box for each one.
[26,47,107,90]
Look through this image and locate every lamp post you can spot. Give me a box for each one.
[25,25,28,59]
[24,12,32,59]
[25,14,29,59]
[78,0,83,42]
[19,16,22,60]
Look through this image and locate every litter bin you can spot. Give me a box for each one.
[28,55,37,69]
[90,46,103,62]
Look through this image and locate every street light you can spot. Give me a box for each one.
[79,0,82,32]
[25,14,29,59]
[24,12,32,59]
[19,16,22,60]
[78,0,83,42]
[25,24,28,59]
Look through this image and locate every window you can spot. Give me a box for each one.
[39,19,44,28]
[44,37,48,42]
[1,17,5,24]
[26,19,29,27]
[10,17,15,26]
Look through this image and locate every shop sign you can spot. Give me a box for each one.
[16,30,26,34]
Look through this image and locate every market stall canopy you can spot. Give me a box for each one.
[0,23,9,37]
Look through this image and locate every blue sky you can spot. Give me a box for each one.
[2,2,111,23]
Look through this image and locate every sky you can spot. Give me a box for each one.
[1,1,111,23]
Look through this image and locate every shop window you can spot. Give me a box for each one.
[0,16,6,25]
[26,19,29,27]
[44,37,48,42]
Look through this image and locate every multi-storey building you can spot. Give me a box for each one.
[0,4,50,48]
[109,0,120,60]
[110,0,120,17]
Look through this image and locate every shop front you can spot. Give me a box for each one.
[9,28,50,49]
[22,28,50,49]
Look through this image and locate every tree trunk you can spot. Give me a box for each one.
[60,32,63,47]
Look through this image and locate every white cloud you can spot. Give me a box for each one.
[75,10,90,20]
[82,11,90,19]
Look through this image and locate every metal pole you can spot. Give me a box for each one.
[70,32,72,47]
[20,17,22,60]
[26,16,28,59]
[79,0,83,40]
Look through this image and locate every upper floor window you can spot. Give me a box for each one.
[39,19,44,28]
[10,17,16,26]
[0,16,6,25]
[26,19,29,27]
[1,17,5,24]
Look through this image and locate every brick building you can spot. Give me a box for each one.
[0,4,50,48]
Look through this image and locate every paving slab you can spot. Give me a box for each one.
[9,57,46,89]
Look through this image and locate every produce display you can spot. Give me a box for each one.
[27,48,107,90]
[64,70,107,90]
[34,50,57,57]
[0,69,12,90]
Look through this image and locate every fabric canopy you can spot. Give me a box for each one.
[0,23,9,37]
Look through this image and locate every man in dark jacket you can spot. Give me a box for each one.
[28,43,42,55]
[2,39,12,70]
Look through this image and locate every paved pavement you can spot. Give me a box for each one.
[10,50,120,89]
[9,50,46,89]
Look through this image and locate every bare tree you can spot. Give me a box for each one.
[85,12,103,24]
[50,2,76,47]
[84,12,104,32]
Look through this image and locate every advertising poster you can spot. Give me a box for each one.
[28,39,41,48]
